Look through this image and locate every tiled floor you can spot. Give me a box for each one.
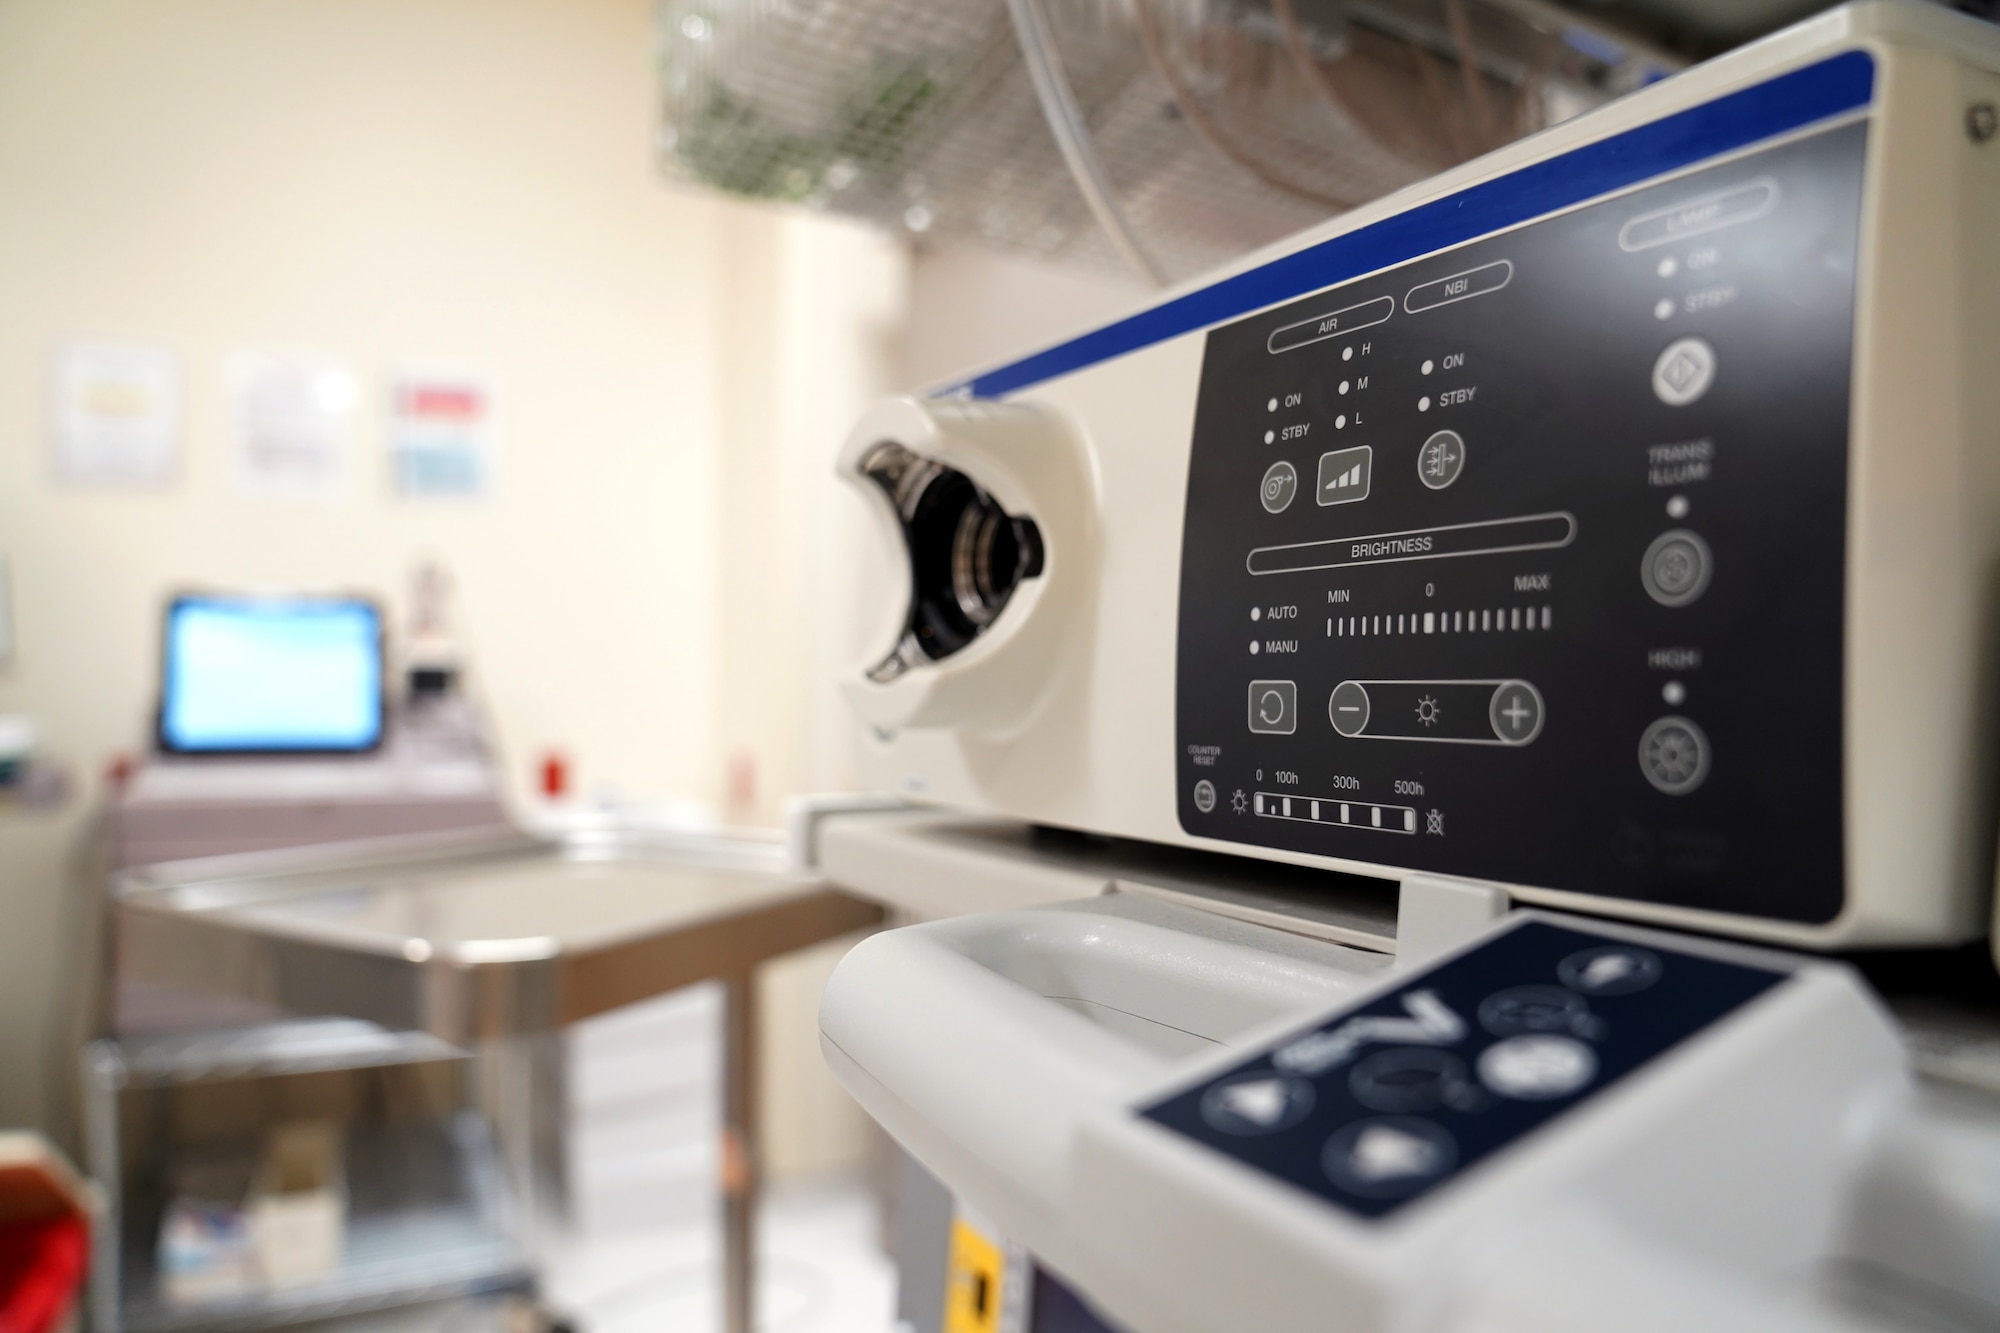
[317,1174,896,1333]
[543,1174,897,1333]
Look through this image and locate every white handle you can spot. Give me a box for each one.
[818,895,1377,1247]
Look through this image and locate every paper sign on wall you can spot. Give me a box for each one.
[390,370,492,498]
[229,351,355,499]
[51,341,182,487]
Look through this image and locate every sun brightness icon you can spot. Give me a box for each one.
[1416,695,1442,728]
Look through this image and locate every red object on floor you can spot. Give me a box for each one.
[0,1213,87,1333]
[540,752,569,800]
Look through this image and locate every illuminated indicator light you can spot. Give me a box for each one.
[1371,806,1382,828]
[1542,606,1552,629]
[1404,809,1417,832]
[1255,793,1264,814]
[1283,797,1292,817]
[1311,801,1320,819]
[1424,612,1435,633]
[1512,607,1522,630]
[1341,804,1351,823]
[1482,610,1491,631]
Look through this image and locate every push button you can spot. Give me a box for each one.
[1487,680,1544,745]
[1417,430,1465,490]
[1639,715,1710,794]
[1478,1035,1597,1100]
[1641,529,1712,607]
[1200,1072,1315,1135]
[1316,445,1372,506]
[1478,985,1591,1038]
[1328,680,1371,737]
[1322,1118,1457,1199]
[1260,460,1298,513]
[1558,945,1663,996]
[1348,1048,1472,1114]
[1652,336,1717,406]
[1248,680,1297,735]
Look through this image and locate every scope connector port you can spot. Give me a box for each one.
[859,442,1046,681]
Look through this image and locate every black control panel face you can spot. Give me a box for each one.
[1175,122,1867,924]
[1142,919,1785,1221]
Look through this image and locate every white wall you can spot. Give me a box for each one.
[897,244,1155,391]
[0,0,1163,1179]
[0,0,906,1172]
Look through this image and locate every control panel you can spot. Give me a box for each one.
[1142,918,1785,1220]
[1176,121,1866,925]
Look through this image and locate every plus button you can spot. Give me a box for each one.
[1487,683,1544,747]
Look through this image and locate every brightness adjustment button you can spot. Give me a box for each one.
[1488,680,1544,745]
[1641,530,1712,607]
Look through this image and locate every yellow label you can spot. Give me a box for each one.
[943,1215,1006,1333]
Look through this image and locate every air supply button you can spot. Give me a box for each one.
[1641,529,1712,607]
[1317,445,1372,506]
[1259,460,1299,513]
[1639,715,1710,795]
[1652,337,1717,406]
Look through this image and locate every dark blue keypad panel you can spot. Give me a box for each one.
[1141,919,1785,1220]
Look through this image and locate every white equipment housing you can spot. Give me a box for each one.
[820,893,2000,1332]
[838,1,2000,950]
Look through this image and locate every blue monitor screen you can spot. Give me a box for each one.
[160,597,384,753]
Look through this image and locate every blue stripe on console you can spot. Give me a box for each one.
[945,50,1874,400]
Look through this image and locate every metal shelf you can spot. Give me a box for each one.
[114,1115,530,1333]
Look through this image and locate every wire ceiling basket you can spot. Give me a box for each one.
[655,0,1680,284]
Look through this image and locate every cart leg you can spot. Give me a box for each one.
[721,971,759,1333]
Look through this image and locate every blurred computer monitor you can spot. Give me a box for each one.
[157,594,385,754]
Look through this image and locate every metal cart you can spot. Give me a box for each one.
[101,824,885,1333]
